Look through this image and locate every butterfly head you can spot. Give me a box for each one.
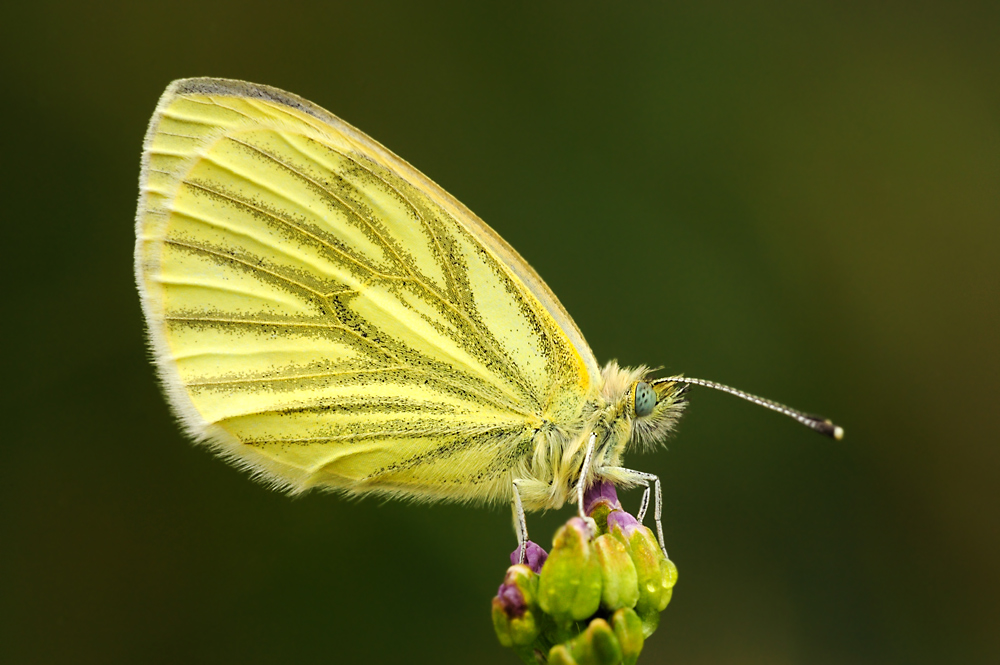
[628,377,687,451]
[597,363,688,459]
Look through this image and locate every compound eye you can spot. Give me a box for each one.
[634,381,657,417]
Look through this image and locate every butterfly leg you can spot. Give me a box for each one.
[637,484,652,523]
[575,432,598,519]
[512,479,528,564]
[597,466,667,558]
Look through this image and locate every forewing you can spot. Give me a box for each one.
[135,78,599,502]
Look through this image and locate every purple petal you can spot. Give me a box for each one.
[607,508,641,536]
[566,516,594,540]
[583,480,622,516]
[496,582,527,618]
[509,540,549,573]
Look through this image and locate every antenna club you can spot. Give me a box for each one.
[811,418,844,439]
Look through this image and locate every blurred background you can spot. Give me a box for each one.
[2,2,998,663]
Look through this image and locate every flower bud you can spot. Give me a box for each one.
[610,518,678,636]
[491,564,542,647]
[573,617,623,665]
[510,540,549,573]
[582,481,623,515]
[549,617,623,665]
[537,517,603,623]
[582,481,622,536]
[548,644,577,665]
[592,533,639,611]
[611,607,645,665]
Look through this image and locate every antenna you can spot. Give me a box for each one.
[655,376,844,440]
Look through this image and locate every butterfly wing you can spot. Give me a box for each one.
[135,78,600,504]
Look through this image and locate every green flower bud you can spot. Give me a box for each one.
[548,644,578,665]
[611,608,645,665]
[610,516,678,636]
[562,618,623,665]
[592,533,639,611]
[538,517,603,623]
[492,564,542,648]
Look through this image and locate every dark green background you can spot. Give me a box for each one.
[3,2,998,663]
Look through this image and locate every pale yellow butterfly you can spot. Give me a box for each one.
[135,78,840,554]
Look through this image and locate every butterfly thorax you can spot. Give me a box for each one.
[514,362,686,511]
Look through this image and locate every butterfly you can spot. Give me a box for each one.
[135,78,841,555]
